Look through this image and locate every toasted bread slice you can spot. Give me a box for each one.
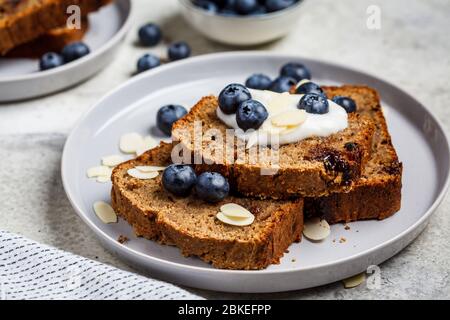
[0,0,110,55]
[6,18,88,58]
[172,95,375,199]
[111,142,304,270]
[305,86,402,223]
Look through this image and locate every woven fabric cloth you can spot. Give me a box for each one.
[0,230,201,300]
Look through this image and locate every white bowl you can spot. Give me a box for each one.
[178,0,304,46]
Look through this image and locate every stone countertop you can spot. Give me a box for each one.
[1,0,449,299]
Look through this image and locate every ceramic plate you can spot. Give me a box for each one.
[62,52,450,293]
[0,0,132,102]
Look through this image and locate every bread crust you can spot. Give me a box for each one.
[306,86,403,223]
[0,0,110,54]
[111,143,304,270]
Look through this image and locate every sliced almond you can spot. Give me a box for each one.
[343,273,366,289]
[261,121,287,134]
[271,110,307,127]
[135,165,167,173]
[127,168,159,180]
[102,155,124,167]
[281,125,301,135]
[267,92,292,112]
[220,203,253,219]
[96,176,111,183]
[303,217,331,241]
[216,212,255,227]
[93,201,117,224]
[87,166,111,178]
[119,133,144,154]
[136,136,159,156]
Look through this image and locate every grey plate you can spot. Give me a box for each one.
[0,0,132,102]
[62,52,450,293]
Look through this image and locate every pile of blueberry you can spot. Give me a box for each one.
[243,62,357,116]
[162,165,230,203]
[39,42,90,71]
[137,23,191,73]
[192,0,300,16]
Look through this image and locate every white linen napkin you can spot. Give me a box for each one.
[0,230,201,300]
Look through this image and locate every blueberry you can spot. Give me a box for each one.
[295,81,323,95]
[157,104,188,136]
[195,172,230,203]
[236,99,268,130]
[137,54,160,73]
[168,41,191,61]
[162,165,197,197]
[219,8,238,16]
[61,42,90,63]
[245,73,272,90]
[265,0,296,12]
[298,93,329,114]
[39,52,64,71]
[138,23,162,47]
[193,0,219,12]
[280,62,311,81]
[234,0,258,14]
[218,83,252,114]
[249,5,267,15]
[332,96,357,113]
[269,76,297,93]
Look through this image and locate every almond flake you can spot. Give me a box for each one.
[216,212,255,227]
[271,110,307,127]
[87,166,111,178]
[220,203,253,219]
[343,273,366,289]
[136,136,159,156]
[296,79,311,88]
[102,155,124,167]
[303,217,331,241]
[127,168,159,180]
[135,166,167,173]
[119,133,144,154]
[93,201,118,224]
[96,176,111,183]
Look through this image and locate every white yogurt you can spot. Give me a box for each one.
[216,89,349,147]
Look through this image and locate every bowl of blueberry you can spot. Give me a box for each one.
[179,0,304,46]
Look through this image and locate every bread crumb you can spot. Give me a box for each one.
[285,249,290,254]
[339,237,347,243]
[344,224,350,230]
[118,235,129,244]
[291,259,296,263]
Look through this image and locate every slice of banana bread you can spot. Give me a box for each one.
[111,142,304,270]
[305,86,402,223]
[172,95,375,199]
[0,0,110,54]
[6,18,88,58]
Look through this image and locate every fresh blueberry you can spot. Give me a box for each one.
[157,104,188,136]
[218,83,252,114]
[137,54,160,73]
[219,8,238,15]
[61,42,90,63]
[269,76,297,93]
[168,41,191,61]
[249,5,267,15]
[39,52,64,71]
[245,73,272,90]
[162,165,197,197]
[332,96,357,113]
[193,0,219,12]
[298,93,329,114]
[236,99,268,130]
[138,23,162,47]
[280,62,311,82]
[234,0,258,14]
[295,81,323,95]
[265,0,296,12]
[195,172,230,203]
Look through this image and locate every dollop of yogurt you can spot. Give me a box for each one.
[216,89,348,147]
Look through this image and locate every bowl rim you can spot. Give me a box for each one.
[178,0,304,20]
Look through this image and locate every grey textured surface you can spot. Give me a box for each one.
[0,0,449,299]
